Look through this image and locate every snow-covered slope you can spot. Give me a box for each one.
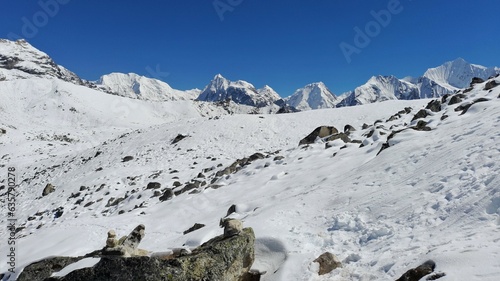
[2,71,499,280]
[96,73,200,101]
[337,75,419,107]
[285,82,339,111]
[197,74,280,107]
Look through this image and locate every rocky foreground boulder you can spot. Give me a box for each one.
[18,228,255,281]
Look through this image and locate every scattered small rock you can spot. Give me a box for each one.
[396,260,442,281]
[53,207,64,219]
[484,80,499,90]
[146,182,161,190]
[172,134,188,144]
[226,204,237,216]
[42,183,55,196]
[273,156,284,161]
[412,120,432,131]
[344,124,356,134]
[183,223,206,235]
[299,126,339,145]
[220,218,243,238]
[314,252,342,275]
[122,156,134,162]
[425,100,441,113]
[448,94,465,105]
[412,109,429,121]
[470,77,484,86]
[159,188,174,201]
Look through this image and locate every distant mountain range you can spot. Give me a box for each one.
[1,39,499,112]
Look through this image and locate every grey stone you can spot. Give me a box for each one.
[470,77,484,86]
[325,133,351,143]
[42,183,55,196]
[122,156,134,162]
[448,94,465,105]
[313,252,342,275]
[159,188,174,202]
[299,126,339,145]
[484,80,499,90]
[412,120,432,131]
[146,182,161,189]
[411,109,429,121]
[425,100,441,112]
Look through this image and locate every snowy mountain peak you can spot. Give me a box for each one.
[285,81,338,111]
[0,39,82,84]
[337,75,419,107]
[96,72,199,102]
[423,58,500,89]
[338,59,500,108]
[197,75,280,107]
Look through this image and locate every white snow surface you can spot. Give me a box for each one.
[1,58,500,280]
[51,258,101,277]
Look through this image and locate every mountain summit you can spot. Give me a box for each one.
[0,39,82,85]
[197,74,280,107]
[285,82,338,111]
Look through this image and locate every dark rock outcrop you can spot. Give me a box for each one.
[484,80,499,90]
[299,126,339,145]
[412,120,432,131]
[448,94,465,105]
[470,77,484,86]
[17,256,84,281]
[425,100,441,113]
[159,188,174,201]
[411,109,429,121]
[46,228,255,281]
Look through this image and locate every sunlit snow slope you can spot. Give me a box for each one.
[1,73,499,280]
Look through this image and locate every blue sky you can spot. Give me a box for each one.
[2,0,499,96]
